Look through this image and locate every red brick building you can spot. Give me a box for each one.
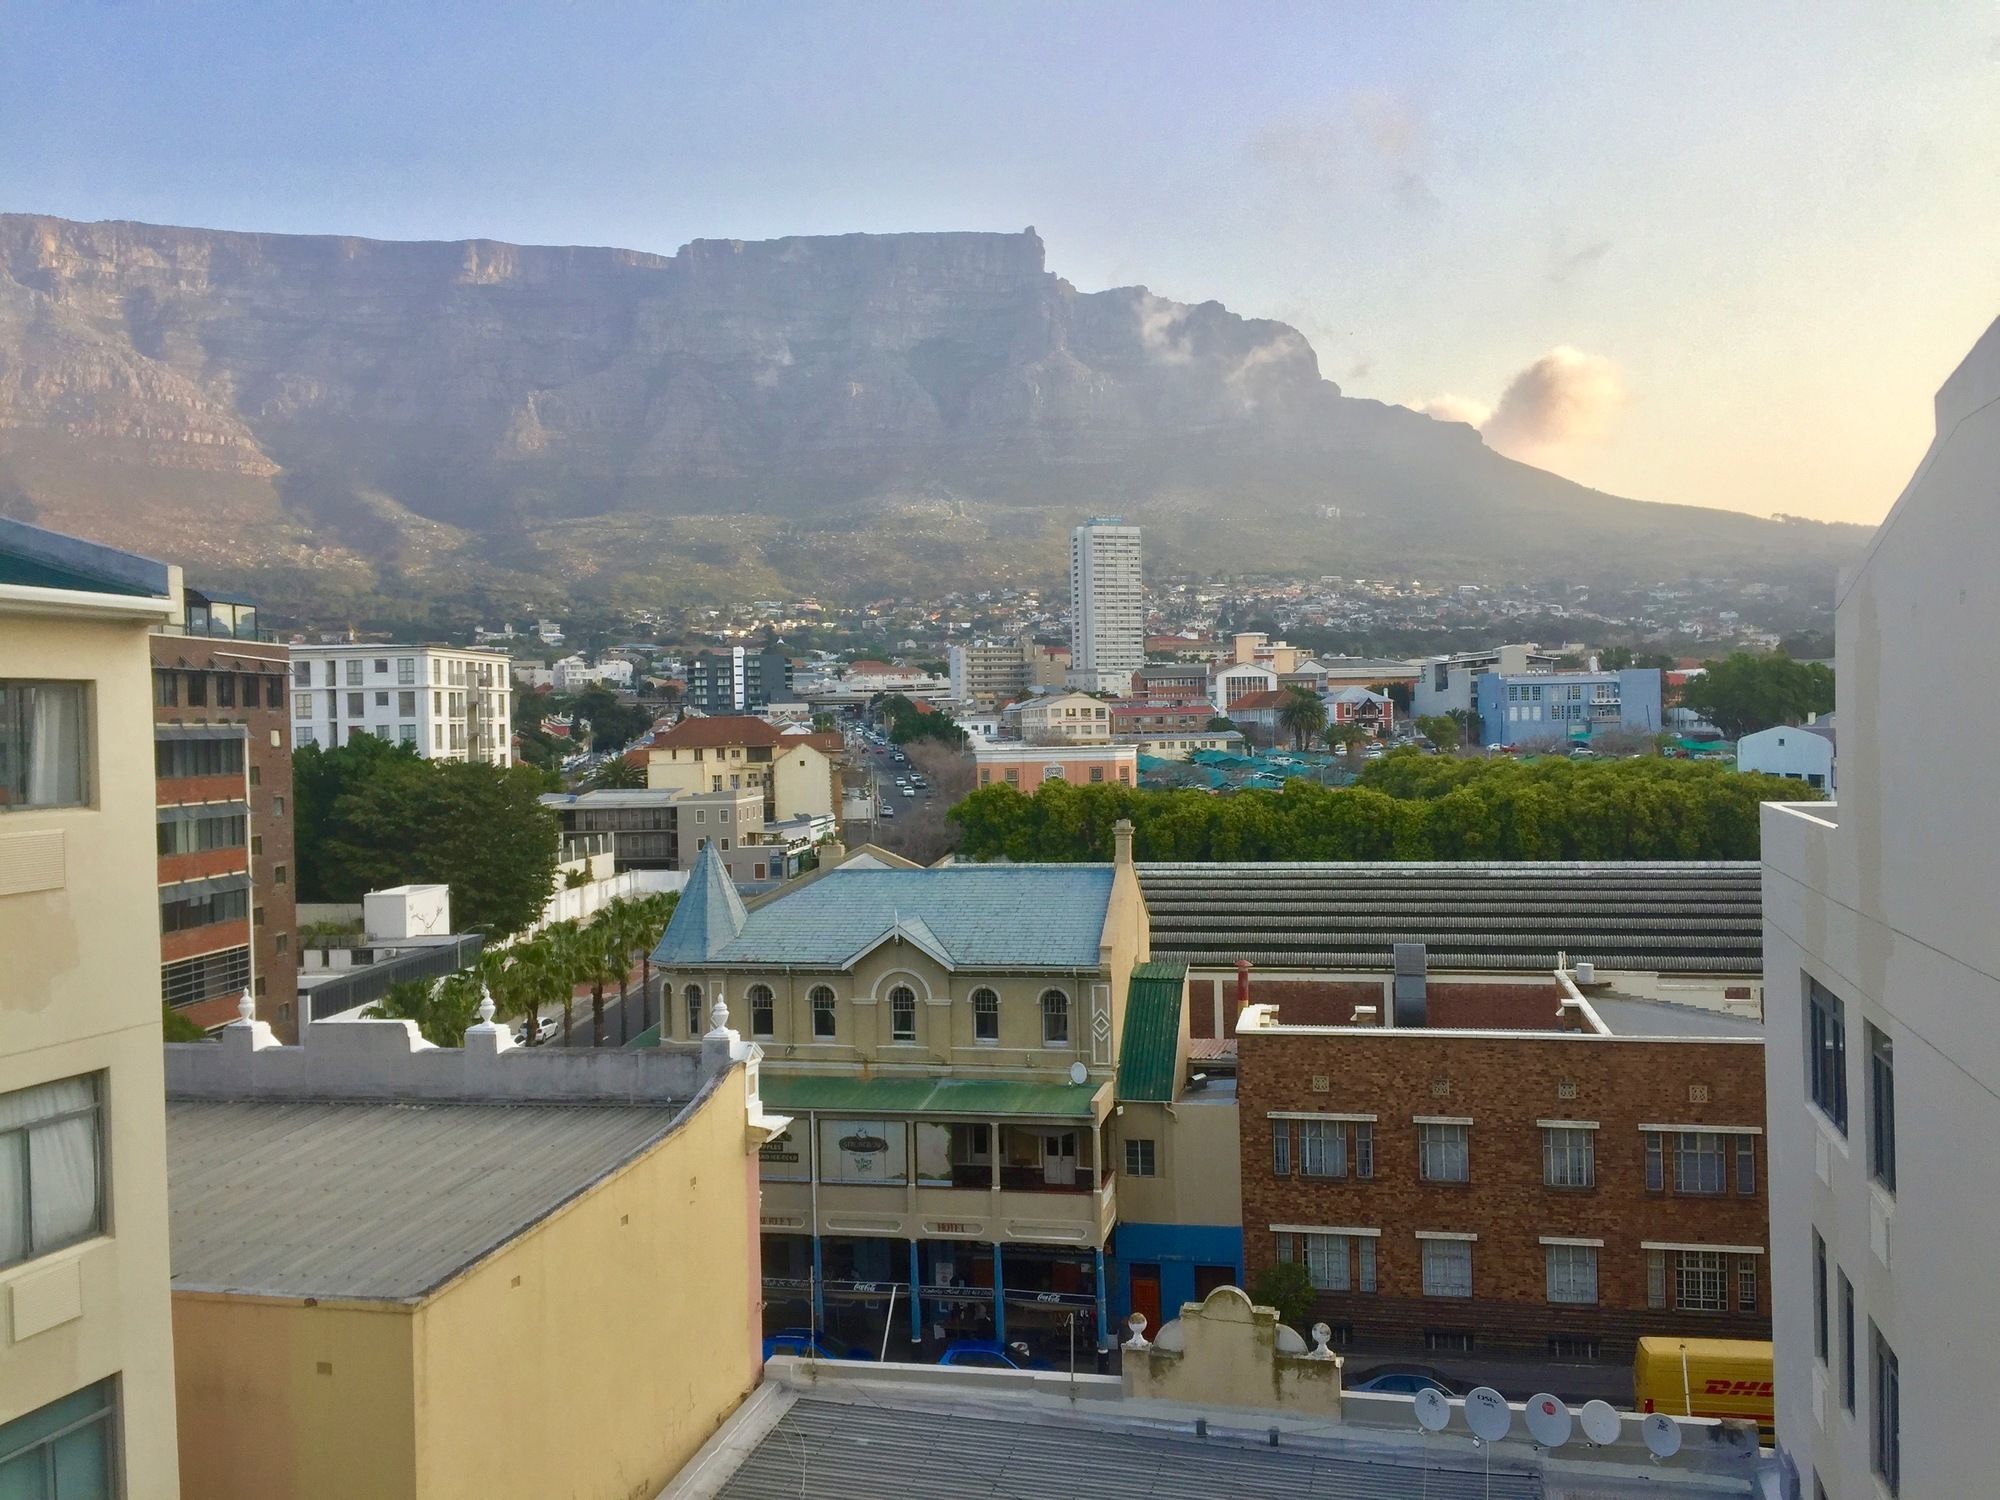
[151,587,297,1037]
[1236,997,1768,1370]
[1109,699,1215,735]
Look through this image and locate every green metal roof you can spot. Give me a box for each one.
[758,1074,1102,1119]
[1115,961,1188,1103]
[625,1023,662,1050]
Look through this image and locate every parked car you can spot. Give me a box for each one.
[513,1016,559,1046]
[1347,1368,1458,1396]
[763,1328,874,1362]
[936,1339,1049,1371]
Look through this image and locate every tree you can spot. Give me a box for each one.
[877,693,968,748]
[586,755,645,790]
[162,1004,207,1041]
[1415,714,1462,750]
[1322,722,1368,757]
[1249,1261,1315,1329]
[1276,687,1328,751]
[1678,652,1834,738]
[576,920,629,1048]
[630,891,679,1036]
[1205,716,1236,733]
[366,974,484,1048]
[532,920,587,1044]
[570,684,652,750]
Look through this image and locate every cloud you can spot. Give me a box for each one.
[1549,238,1613,284]
[1482,346,1626,453]
[1245,89,1438,210]
[1414,346,1626,455]
[1135,292,1192,364]
[1417,394,1493,429]
[1346,356,1375,383]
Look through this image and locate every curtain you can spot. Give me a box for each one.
[24,684,86,808]
[0,1078,100,1261]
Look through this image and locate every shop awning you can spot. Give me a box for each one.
[759,1075,1104,1120]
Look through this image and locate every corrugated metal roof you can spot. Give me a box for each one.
[166,1099,682,1302]
[758,1075,1101,1119]
[1116,961,1188,1103]
[711,1396,1543,1500]
[1138,861,1761,974]
[668,865,1114,970]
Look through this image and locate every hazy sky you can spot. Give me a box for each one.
[4,1,1994,525]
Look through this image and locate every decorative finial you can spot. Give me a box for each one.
[1122,1312,1151,1351]
[236,988,256,1024]
[1310,1322,1334,1359]
[476,986,496,1026]
[709,996,730,1033]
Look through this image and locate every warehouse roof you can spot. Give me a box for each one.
[1137,861,1762,974]
[166,1098,684,1302]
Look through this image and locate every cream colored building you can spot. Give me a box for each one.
[1763,315,2000,1499]
[1014,690,1113,745]
[164,1008,784,1500]
[645,717,840,826]
[1,519,183,1498]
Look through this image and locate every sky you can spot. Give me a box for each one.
[3,1,1995,526]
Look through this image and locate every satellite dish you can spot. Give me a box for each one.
[1642,1412,1682,1460]
[1524,1393,1573,1448]
[1413,1387,1451,1432]
[1069,1061,1088,1085]
[1464,1386,1511,1444]
[1578,1400,1622,1446]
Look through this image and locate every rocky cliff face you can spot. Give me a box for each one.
[0,213,1858,605]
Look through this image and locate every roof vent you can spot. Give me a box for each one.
[1392,943,1428,1028]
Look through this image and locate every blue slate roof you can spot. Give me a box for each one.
[653,842,748,965]
[660,864,1115,970]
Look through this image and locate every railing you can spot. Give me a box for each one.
[934,1164,1100,1194]
[302,935,485,1023]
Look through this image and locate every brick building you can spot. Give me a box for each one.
[150,586,297,1037]
[1236,991,1768,1372]
[1109,699,1214,736]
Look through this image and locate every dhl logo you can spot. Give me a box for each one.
[1703,1379,1775,1397]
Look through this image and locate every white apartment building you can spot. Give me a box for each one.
[1410,642,1560,719]
[1,518,184,1497]
[289,644,513,765]
[551,654,635,693]
[1762,316,2000,1500]
[1067,518,1143,694]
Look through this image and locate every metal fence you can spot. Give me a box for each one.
[303,935,485,1023]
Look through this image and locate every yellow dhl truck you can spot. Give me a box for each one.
[1634,1337,1775,1438]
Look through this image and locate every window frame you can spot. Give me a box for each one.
[810,985,837,1040]
[0,1378,118,1496]
[0,1074,107,1270]
[1868,1022,1896,1194]
[1812,1229,1829,1364]
[684,984,705,1037]
[1123,1138,1157,1178]
[1541,1124,1596,1188]
[747,983,775,1039]
[1419,1236,1473,1299]
[0,679,92,813]
[970,987,999,1043]
[1544,1243,1599,1305]
[1039,988,1070,1047]
[1806,975,1849,1134]
[1417,1121,1469,1183]
[1871,1323,1900,1495]
[1674,1249,1726,1313]
[889,985,918,1043]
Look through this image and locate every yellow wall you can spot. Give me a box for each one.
[769,742,834,821]
[1123,1286,1340,1416]
[168,1071,760,1500]
[172,1297,417,1500]
[1112,1097,1242,1228]
[0,603,182,1498]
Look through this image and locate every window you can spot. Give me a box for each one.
[1276,1230,1375,1293]
[1549,1335,1601,1360]
[810,985,836,1039]
[1420,1238,1472,1298]
[1300,1119,1346,1178]
[398,657,416,684]
[1040,988,1069,1046]
[0,682,89,810]
[272,794,283,816]
[154,668,179,707]
[1124,1139,1157,1177]
[217,672,237,707]
[398,724,417,745]
[293,692,312,720]
[160,882,249,932]
[294,660,312,685]
[1545,1244,1598,1305]
[0,1379,116,1498]
[684,984,704,1036]
[265,675,284,709]
[1868,1023,1896,1193]
[1839,1269,1855,1412]
[373,658,389,674]
[184,670,208,707]
[1646,1248,1667,1310]
[747,983,774,1038]
[1735,1136,1756,1195]
[155,811,246,855]
[1425,1329,1474,1353]
[1813,1230,1829,1363]
[0,1076,104,1268]
[1737,1255,1757,1312]
[1673,1132,1728,1194]
[1645,1132,1664,1191]
[1542,1126,1595,1187]
[1418,1122,1469,1182]
[890,985,917,1041]
[1871,1324,1900,1494]
[1676,1249,1726,1312]
[346,692,363,718]
[345,660,362,685]
[1807,975,1849,1132]
[971,987,999,1042]
[398,691,417,717]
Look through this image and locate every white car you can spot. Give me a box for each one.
[879,804,897,820]
[514,1016,559,1046]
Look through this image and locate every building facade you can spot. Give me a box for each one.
[687,646,793,713]
[644,717,840,826]
[946,639,1035,706]
[1412,644,1561,721]
[1760,317,2000,1500]
[0,518,184,1498]
[1067,519,1144,694]
[1110,700,1214,736]
[289,644,512,766]
[1474,668,1663,747]
[1015,690,1113,744]
[1736,722,1834,795]
[972,740,1137,791]
[151,586,297,1038]
[1129,663,1210,704]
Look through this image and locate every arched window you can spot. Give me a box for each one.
[810,985,837,1040]
[1041,989,1070,1047]
[890,985,918,1042]
[684,983,704,1037]
[748,983,775,1038]
[971,987,1000,1043]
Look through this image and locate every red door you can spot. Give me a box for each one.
[1130,1265,1163,1334]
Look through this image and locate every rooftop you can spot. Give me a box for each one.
[1138,861,1761,974]
[166,1097,684,1302]
[652,715,791,750]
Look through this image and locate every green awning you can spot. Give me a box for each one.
[759,1074,1104,1119]
[1116,960,1188,1103]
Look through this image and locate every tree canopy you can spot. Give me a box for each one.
[294,737,562,936]
[876,692,968,747]
[1678,652,1834,738]
[946,751,1817,863]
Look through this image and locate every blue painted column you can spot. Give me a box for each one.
[993,1241,1006,1346]
[811,1234,825,1334]
[1094,1247,1109,1350]
[909,1239,924,1345]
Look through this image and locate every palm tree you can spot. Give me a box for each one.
[536,920,586,1044]
[596,897,640,1046]
[577,920,629,1048]
[1277,687,1328,751]
[634,890,678,1036]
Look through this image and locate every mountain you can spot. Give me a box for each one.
[0,213,1863,613]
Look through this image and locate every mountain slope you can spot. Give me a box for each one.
[0,214,1863,607]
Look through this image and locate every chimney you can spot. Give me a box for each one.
[1235,959,1252,1018]
[1113,817,1134,868]
[821,839,846,867]
[1392,943,1428,1028]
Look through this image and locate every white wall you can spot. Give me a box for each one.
[1736,727,1834,794]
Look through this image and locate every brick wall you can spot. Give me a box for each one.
[1237,1026,1769,1361]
